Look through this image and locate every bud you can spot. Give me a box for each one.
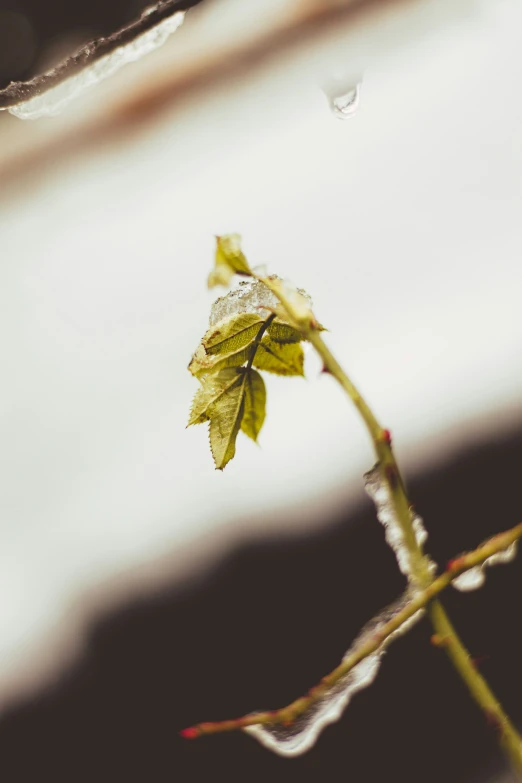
[208,234,252,288]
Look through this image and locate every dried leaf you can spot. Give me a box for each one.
[267,318,303,344]
[208,234,252,289]
[253,338,305,377]
[204,313,265,356]
[241,370,266,442]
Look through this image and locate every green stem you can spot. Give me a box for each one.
[307,329,431,581]
[429,602,522,775]
[246,313,275,371]
[260,277,522,778]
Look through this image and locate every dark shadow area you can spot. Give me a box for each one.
[0,427,521,782]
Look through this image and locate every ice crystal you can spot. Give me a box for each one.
[452,541,518,592]
[5,8,185,119]
[364,464,433,584]
[209,279,312,328]
[244,591,423,756]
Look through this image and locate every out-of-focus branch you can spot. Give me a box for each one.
[0,0,205,110]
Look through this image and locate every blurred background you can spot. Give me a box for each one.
[0,0,521,780]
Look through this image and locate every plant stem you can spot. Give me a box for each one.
[259,278,522,777]
[429,601,522,776]
[307,329,432,581]
[246,314,275,370]
[181,522,522,739]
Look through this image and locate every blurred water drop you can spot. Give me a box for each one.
[320,69,363,121]
[329,82,361,120]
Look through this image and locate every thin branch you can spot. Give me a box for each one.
[181,522,522,739]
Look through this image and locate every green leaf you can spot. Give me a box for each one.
[208,234,252,289]
[253,337,305,376]
[267,318,303,344]
[187,368,242,426]
[204,313,265,356]
[208,374,245,470]
[241,370,266,442]
[189,368,266,469]
[188,343,250,378]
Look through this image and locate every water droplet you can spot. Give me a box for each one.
[329,82,361,120]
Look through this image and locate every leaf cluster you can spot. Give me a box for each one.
[188,310,305,469]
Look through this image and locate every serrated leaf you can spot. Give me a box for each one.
[188,343,250,378]
[253,338,305,377]
[241,370,266,442]
[204,313,265,356]
[189,367,264,469]
[267,318,303,344]
[187,368,242,426]
[208,375,245,470]
[208,234,252,289]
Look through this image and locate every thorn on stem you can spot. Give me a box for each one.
[471,655,490,670]
[447,557,464,572]
[379,428,392,445]
[431,634,449,648]
[484,709,503,735]
[320,364,331,375]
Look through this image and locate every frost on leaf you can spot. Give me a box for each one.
[209,277,312,333]
[253,338,304,377]
[364,464,435,585]
[210,279,281,326]
[208,235,252,288]
[244,591,424,757]
[452,541,518,592]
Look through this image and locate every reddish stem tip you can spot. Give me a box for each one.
[447,557,463,572]
[180,727,199,740]
[380,428,392,445]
